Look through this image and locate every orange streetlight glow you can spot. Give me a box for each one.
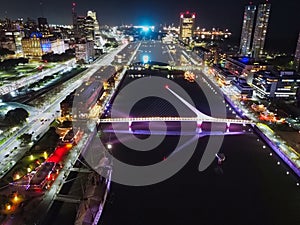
[6,204,11,211]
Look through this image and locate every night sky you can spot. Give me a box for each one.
[1,0,300,52]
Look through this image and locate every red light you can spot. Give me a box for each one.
[72,2,76,6]
[180,14,184,18]
[192,14,196,18]
[165,85,169,89]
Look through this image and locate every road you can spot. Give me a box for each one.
[39,42,141,225]
[0,59,76,96]
[0,43,129,179]
[1,42,140,225]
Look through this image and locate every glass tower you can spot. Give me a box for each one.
[251,3,271,59]
[294,32,300,72]
[239,5,256,56]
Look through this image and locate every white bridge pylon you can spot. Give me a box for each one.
[98,86,254,128]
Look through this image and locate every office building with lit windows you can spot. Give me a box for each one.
[225,56,272,79]
[75,40,95,63]
[84,15,95,41]
[37,17,50,36]
[239,4,256,56]
[251,3,271,59]
[252,70,300,99]
[0,31,24,54]
[294,32,300,72]
[87,10,101,49]
[179,11,195,43]
[231,77,253,98]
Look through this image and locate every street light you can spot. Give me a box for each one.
[107,143,112,150]
[6,203,11,211]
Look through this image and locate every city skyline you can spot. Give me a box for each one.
[0,0,300,224]
[1,0,299,52]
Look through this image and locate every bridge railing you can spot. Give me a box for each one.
[98,116,254,125]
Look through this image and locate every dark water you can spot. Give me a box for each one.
[99,73,300,225]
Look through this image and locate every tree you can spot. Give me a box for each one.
[104,43,111,48]
[0,57,28,70]
[0,47,15,56]
[19,133,32,144]
[4,108,29,126]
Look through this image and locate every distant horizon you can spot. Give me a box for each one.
[1,16,297,54]
[1,0,299,53]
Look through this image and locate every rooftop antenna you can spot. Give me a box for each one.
[72,2,76,14]
[40,1,44,17]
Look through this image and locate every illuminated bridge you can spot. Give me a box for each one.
[149,64,202,71]
[98,86,254,127]
[171,65,202,71]
[99,116,252,125]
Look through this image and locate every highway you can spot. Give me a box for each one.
[26,42,140,225]
[0,59,76,96]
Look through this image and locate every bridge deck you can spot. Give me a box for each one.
[99,117,254,124]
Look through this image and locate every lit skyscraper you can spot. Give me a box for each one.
[37,17,50,36]
[179,11,195,43]
[294,32,300,72]
[84,15,95,41]
[87,10,101,49]
[252,2,271,59]
[239,4,256,56]
[72,2,78,38]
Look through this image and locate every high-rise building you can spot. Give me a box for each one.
[87,11,96,21]
[239,2,271,59]
[72,2,78,38]
[84,16,95,41]
[38,17,50,36]
[87,10,101,49]
[24,18,37,37]
[251,2,271,59]
[76,16,86,39]
[179,11,195,43]
[239,4,256,56]
[72,8,99,42]
[294,32,300,72]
